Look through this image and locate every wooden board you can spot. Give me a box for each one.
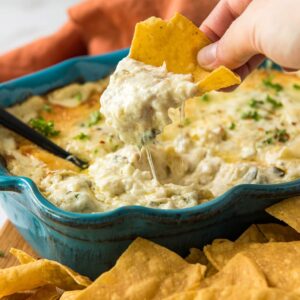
[0,221,37,268]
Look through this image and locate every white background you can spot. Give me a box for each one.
[0,0,81,227]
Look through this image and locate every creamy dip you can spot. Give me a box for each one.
[2,70,300,213]
[100,57,198,145]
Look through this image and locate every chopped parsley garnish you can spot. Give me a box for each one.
[201,94,210,102]
[0,250,5,257]
[29,117,60,137]
[87,111,102,127]
[248,99,264,108]
[262,77,283,92]
[229,122,236,130]
[43,104,52,113]
[274,128,290,143]
[263,137,274,145]
[74,132,89,140]
[74,92,83,102]
[263,128,290,145]
[293,84,300,90]
[241,110,261,121]
[266,95,283,109]
[183,118,191,126]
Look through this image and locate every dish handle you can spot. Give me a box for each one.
[0,155,32,211]
[0,155,15,187]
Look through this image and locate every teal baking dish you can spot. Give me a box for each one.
[0,49,300,279]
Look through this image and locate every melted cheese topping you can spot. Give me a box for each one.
[100,57,197,145]
[1,70,300,213]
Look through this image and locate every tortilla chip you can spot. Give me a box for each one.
[1,286,61,300]
[60,238,206,300]
[166,255,283,300]
[200,253,267,289]
[257,223,300,242]
[27,285,62,300]
[1,292,34,300]
[235,224,267,244]
[130,13,240,93]
[204,263,218,278]
[197,66,240,93]
[204,240,300,291]
[58,290,81,300]
[10,248,36,264]
[185,248,217,278]
[164,287,300,300]
[266,197,300,233]
[0,255,91,298]
[203,239,231,270]
[185,248,208,265]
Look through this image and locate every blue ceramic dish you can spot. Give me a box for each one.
[1,49,300,279]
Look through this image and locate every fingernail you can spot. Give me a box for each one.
[197,42,218,69]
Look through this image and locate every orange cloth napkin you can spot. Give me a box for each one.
[0,0,218,82]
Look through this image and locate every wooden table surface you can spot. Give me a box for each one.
[0,222,37,268]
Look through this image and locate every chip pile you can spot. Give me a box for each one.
[0,196,300,299]
[0,248,91,299]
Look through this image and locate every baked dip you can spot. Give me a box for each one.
[1,69,300,212]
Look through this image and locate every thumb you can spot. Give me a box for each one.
[198,14,259,70]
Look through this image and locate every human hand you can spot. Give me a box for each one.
[197,0,300,80]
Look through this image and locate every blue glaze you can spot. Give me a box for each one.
[0,50,299,279]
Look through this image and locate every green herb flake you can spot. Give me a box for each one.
[29,117,60,137]
[229,122,236,130]
[266,95,283,109]
[74,132,89,141]
[88,111,102,127]
[183,118,191,126]
[248,99,264,108]
[201,94,210,102]
[293,84,300,90]
[74,92,83,102]
[0,250,5,257]
[111,144,120,152]
[274,128,290,143]
[43,104,52,113]
[263,137,274,145]
[263,128,290,145]
[262,77,283,92]
[241,110,261,121]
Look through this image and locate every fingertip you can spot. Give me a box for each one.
[197,42,218,70]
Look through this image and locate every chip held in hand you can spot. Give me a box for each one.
[130,13,241,93]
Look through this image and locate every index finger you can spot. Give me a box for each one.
[200,0,253,41]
